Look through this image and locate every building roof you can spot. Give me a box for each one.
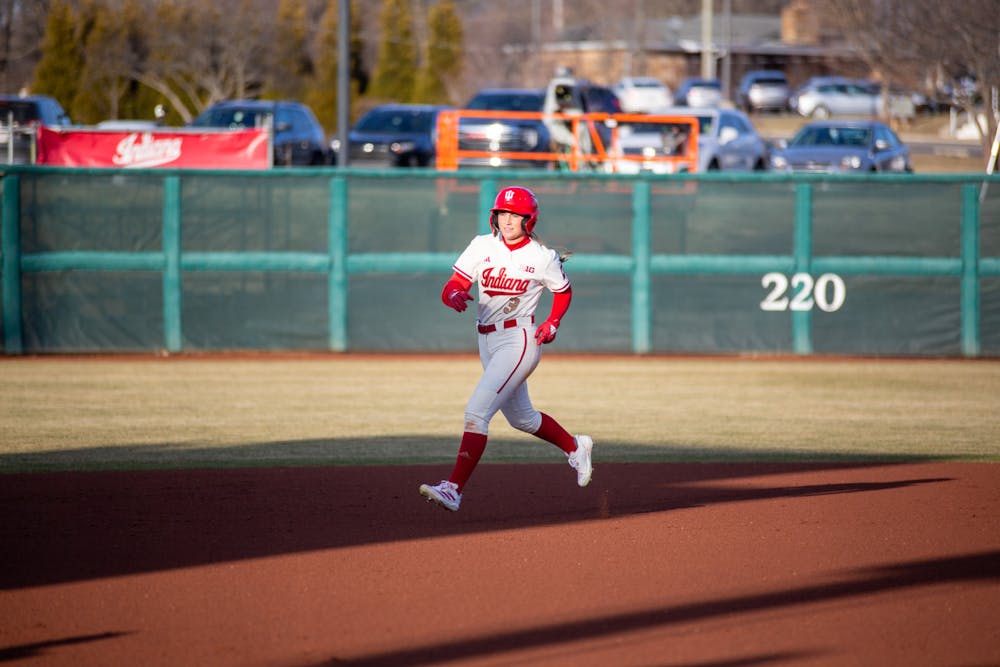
[512,13,857,59]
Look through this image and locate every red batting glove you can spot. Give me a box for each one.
[535,320,558,345]
[445,289,473,312]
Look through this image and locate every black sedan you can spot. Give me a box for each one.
[336,104,451,167]
[769,120,913,173]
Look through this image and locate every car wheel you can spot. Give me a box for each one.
[812,105,831,119]
[707,160,721,171]
[753,159,767,171]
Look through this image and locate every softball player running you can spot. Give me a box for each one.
[419,185,593,512]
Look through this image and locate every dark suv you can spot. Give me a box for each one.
[339,103,450,167]
[1,94,72,164]
[190,99,329,166]
[458,88,552,169]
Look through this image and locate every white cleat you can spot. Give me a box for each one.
[568,435,594,487]
[419,480,462,512]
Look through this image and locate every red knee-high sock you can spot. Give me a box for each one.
[448,431,488,492]
[532,412,576,454]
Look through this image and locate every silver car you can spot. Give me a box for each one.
[612,76,673,113]
[769,120,913,173]
[736,70,791,113]
[611,106,769,174]
[674,78,723,108]
[789,77,879,118]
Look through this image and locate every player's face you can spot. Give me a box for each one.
[496,210,527,243]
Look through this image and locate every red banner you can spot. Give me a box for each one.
[36,126,270,169]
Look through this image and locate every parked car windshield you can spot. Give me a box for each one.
[627,114,713,136]
[631,79,665,89]
[465,92,544,111]
[0,100,44,124]
[790,125,871,147]
[692,115,714,134]
[355,109,435,133]
[685,79,721,91]
[651,112,716,134]
[583,86,622,113]
[192,108,265,128]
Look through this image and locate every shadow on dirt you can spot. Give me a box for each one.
[316,550,1000,667]
[0,440,961,590]
[0,632,130,661]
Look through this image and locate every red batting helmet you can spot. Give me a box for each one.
[490,186,539,236]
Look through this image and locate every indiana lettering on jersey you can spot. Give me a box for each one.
[481,266,530,296]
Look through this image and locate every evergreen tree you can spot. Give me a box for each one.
[266,0,313,101]
[367,0,417,103]
[32,0,84,114]
[307,0,367,134]
[73,1,130,123]
[413,0,463,105]
[347,1,369,99]
[307,1,340,133]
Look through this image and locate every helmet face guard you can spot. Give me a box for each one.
[490,186,539,236]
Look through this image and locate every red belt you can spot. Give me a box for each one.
[478,316,534,335]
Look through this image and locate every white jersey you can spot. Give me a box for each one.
[453,233,570,327]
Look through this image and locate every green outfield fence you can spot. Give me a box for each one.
[2,166,999,357]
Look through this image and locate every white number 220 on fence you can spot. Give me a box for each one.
[760,272,846,312]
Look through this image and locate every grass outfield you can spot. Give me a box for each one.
[1,355,999,472]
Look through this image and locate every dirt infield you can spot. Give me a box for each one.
[2,461,998,666]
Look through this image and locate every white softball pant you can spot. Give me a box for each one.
[464,324,542,435]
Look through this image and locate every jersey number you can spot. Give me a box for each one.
[502,297,520,315]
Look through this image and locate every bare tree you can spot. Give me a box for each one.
[134,0,272,122]
[0,0,51,93]
[823,0,1000,165]
[912,0,1000,156]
